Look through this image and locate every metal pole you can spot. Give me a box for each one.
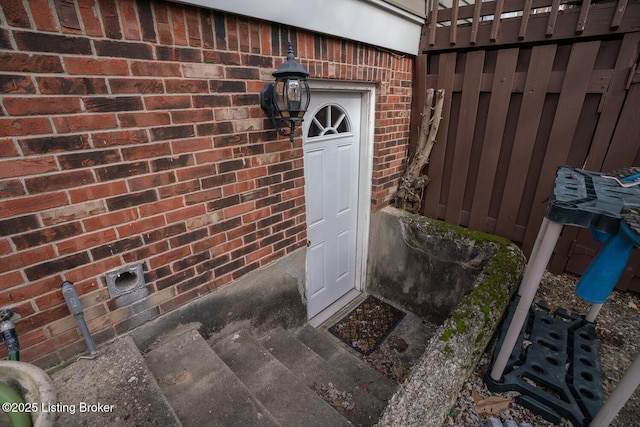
[585,303,603,323]
[490,218,563,381]
[590,354,640,427]
[518,217,550,296]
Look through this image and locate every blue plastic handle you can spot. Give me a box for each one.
[576,222,640,303]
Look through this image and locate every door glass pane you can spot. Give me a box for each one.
[306,104,351,140]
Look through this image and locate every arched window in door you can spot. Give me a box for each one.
[306,104,351,138]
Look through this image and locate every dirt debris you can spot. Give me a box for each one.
[363,338,413,384]
[312,382,356,416]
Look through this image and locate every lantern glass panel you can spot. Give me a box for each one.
[274,79,287,117]
[274,78,310,119]
[287,80,301,109]
[297,79,310,118]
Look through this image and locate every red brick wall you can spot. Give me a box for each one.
[0,0,413,367]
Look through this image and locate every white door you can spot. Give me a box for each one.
[303,91,362,319]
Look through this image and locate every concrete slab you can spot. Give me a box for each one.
[212,329,350,427]
[311,293,437,374]
[51,335,180,427]
[375,298,438,370]
[130,249,307,353]
[261,327,389,426]
[145,329,277,427]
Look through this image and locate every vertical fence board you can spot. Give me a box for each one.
[450,0,459,45]
[627,276,640,293]
[486,94,522,233]
[576,0,591,32]
[602,83,640,171]
[549,233,577,273]
[495,44,556,238]
[522,41,601,255]
[469,48,519,232]
[514,93,558,240]
[461,92,492,225]
[619,250,640,291]
[611,0,629,29]
[585,33,640,171]
[519,0,534,39]
[471,0,483,44]
[440,93,462,218]
[490,0,506,41]
[445,51,485,224]
[423,53,457,218]
[564,229,601,273]
[547,0,562,36]
[429,0,439,47]
[566,94,602,167]
[409,55,429,153]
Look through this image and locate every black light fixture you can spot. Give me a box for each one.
[260,42,310,142]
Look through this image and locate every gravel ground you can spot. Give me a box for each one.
[447,272,640,427]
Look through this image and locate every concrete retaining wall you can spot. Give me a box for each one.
[368,207,498,323]
[370,207,526,426]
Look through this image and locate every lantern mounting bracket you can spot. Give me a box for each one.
[260,42,310,142]
[260,83,296,142]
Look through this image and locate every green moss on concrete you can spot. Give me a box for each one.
[402,210,509,247]
[440,329,455,342]
[378,208,527,427]
[371,208,505,323]
[393,210,525,344]
[404,211,521,319]
[46,357,77,375]
[435,224,525,343]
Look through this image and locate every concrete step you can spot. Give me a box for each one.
[262,327,389,426]
[296,324,397,403]
[51,335,181,427]
[212,329,350,427]
[145,329,278,427]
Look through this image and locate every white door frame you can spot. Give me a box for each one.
[304,79,376,322]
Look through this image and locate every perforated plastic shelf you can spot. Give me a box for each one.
[486,297,603,427]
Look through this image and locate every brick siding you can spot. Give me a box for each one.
[0,0,413,367]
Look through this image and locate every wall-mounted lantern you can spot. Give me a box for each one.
[260,42,310,142]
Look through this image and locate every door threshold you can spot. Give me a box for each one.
[308,289,363,328]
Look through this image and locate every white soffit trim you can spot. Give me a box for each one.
[176,0,423,55]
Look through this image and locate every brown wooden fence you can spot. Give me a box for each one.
[413,0,640,291]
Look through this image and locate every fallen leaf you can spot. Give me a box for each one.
[474,394,512,415]
[393,365,405,380]
[629,300,638,311]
